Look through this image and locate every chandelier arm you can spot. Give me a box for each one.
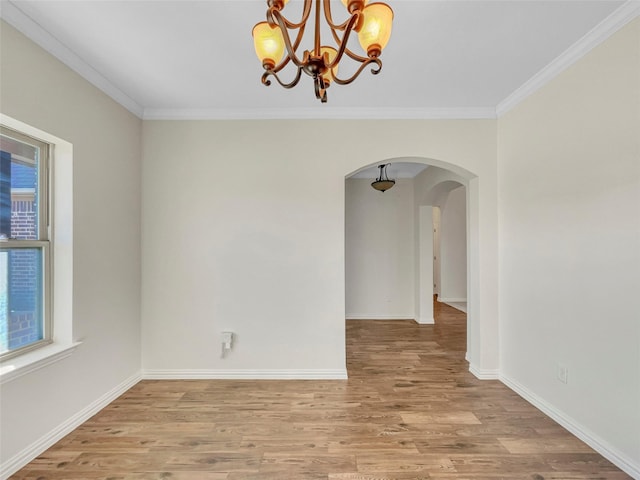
[331,58,382,85]
[270,9,307,68]
[327,26,367,62]
[262,67,303,89]
[270,55,292,74]
[329,37,370,63]
[267,0,313,30]
[291,20,307,51]
[323,0,357,31]
[325,13,361,71]
[269,21,308,74]
[326,26,371,62]
[314,76,328,103]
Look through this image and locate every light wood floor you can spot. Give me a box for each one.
[11,302,630,479]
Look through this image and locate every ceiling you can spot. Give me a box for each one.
[1,0,635,119]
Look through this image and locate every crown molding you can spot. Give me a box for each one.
[143,106,497,120]
[0,0,144,118]
[497,0,640,117]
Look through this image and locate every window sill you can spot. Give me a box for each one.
[0,341,81,385]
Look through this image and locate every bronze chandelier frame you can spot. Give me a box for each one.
[259,0,386,103]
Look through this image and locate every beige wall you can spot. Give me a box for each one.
[141,120,499,376]
[440,185,467,302]
[498,17,640,471]
[345,178,415,319]
[0,21,142,467]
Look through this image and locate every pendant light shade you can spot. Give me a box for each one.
[371,164,395,192]
[358,3,394,57]
[253,22,286,69]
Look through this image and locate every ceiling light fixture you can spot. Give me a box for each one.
[253,0,393,103]
[371,164,395,192]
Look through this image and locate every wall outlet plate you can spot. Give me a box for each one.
[557,363,568,384]
[222,331,233,348]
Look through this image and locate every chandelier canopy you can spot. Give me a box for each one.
[253,0,394,103]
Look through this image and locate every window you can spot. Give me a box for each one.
[0,126,51,360]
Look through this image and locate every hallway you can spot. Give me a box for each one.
[11,304,629,479]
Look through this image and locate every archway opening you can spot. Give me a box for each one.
[345,158,475,369]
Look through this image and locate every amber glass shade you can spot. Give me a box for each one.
[319,46,338,84]
[358,3,393,56]
[371,179,395,192]
[253,22,285,67]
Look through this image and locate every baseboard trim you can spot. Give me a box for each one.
[142,369,349,380]
[437,297,467,303]
[469,363,500,380]
[346,315,415,320]
[500,374,640,479]
[1,371,142,480]
[416,317,434,325]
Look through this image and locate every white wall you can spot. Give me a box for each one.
[345,178,414,319]
[433,206,441,295]
[417,206,434,324]
[142,121,499,377]
[0,21,142,471]
[440,185,467,302]
[498,17,640,475]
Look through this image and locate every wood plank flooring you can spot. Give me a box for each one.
[11,302,630,479]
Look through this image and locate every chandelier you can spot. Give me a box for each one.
[371,164,395,192]
[252,0,394,103]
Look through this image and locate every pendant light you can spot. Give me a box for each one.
[371,164,395,192]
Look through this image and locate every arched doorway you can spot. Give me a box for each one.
[345,158,478,373]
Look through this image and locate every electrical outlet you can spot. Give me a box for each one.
[557,363,568,384]
[222,331,233,348]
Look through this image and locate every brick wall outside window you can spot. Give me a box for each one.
[12,199,37,239]
[4,197,40,349]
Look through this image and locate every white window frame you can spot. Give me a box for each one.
[0,126,52,360]
[0,115,77,384]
